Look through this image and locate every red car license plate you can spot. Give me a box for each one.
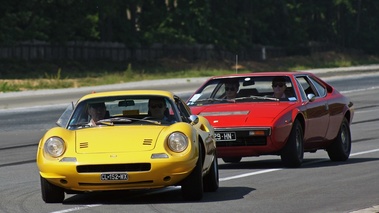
[101,173,128,181]
[215,132,236,141]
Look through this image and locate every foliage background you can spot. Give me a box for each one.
[1,0,378,53]
[1,0,379,92]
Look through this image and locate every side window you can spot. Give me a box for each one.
[309,77,327,97]
[175,97,191,123]
[164,98,174,116]
[295,77,312,101]
[297,76,319,95]
[67,101,90,129]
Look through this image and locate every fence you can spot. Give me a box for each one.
[0,41,309,62]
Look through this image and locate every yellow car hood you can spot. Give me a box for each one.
[75,126,165,154]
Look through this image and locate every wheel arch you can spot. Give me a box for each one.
[293,112,305,134]
[197,136,206,165]
[344,110,352,125]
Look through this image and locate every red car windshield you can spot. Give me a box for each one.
[187,76,297,106]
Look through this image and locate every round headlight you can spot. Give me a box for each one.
[168,132,188,153]
[44,137,66,158]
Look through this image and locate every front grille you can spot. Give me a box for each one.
[77,163,151,173]
[217,135,267,147]
[79,180,153,186]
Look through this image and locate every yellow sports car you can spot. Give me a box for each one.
[36,90,218,203]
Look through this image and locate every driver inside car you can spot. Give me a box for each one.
[87,102,107,126]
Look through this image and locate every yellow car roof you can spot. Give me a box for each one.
[78,90,175,102]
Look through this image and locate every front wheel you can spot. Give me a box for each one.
[203,155,219,192]
[181,145,203,201]
[40,176,65,203]
[280,120,304,168]
[327,117,351,161]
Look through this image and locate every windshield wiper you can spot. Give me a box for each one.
[139,117,162,125]
[70,117,162,128]
[195,98,224,102]
[96,120,115,126]
[96,117,137,126]
[106,117,161,125]
[235,95,279,101]
[193,98,235,104]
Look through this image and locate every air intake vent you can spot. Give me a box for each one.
[77,163,151,173]
[143,139,153,145]
[80,142,89,148]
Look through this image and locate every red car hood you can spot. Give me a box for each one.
[190,103,292,127]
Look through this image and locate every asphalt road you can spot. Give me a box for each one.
[0,68,379,213]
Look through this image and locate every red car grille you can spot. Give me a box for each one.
[216,135,267,147]
[215,128,268,147]
[216,135,267,146]
[76,163,151,173]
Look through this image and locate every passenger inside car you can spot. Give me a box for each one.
[147,97,174,123]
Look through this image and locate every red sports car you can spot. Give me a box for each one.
[186,72,354,167]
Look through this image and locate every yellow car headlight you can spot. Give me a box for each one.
[168,132,188,153]
[44,137,66,158]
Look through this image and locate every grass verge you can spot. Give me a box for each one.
[1,51,378,92]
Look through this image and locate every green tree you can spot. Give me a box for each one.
[1,0,379,53]
[0,0,49,43]
[41,0,99,42]
[139,0,212,45]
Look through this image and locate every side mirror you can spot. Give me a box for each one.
[189,115,199,125]
[307,93,316,102]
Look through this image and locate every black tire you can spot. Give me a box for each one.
[181,146,204,201]
[280,119,304,168]
[203,155,219,192]
[327,117,351,161]
[222,157,242,163]
[40,176,65,203]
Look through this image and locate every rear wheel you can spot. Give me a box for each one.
[181,146,204,201]
[281,120,304,168]
[203,155,219,192]
[327,118,351,161]
[40,176,65,203]
[222,157,242,163]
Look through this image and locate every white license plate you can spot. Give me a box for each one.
[101,173,128,181]
[215,132,236,141]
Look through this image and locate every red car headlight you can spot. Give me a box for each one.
[168,132,188,153]
[44,137,66,158]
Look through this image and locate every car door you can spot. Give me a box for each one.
[296,75,330,146]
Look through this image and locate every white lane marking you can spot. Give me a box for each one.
[220,169,282,181]
[349,205,379,213]
[350,148,379,157]
[50,148,379,213]
[355,109,379,114]
[340,86,379,94]
[220,148,379,182]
